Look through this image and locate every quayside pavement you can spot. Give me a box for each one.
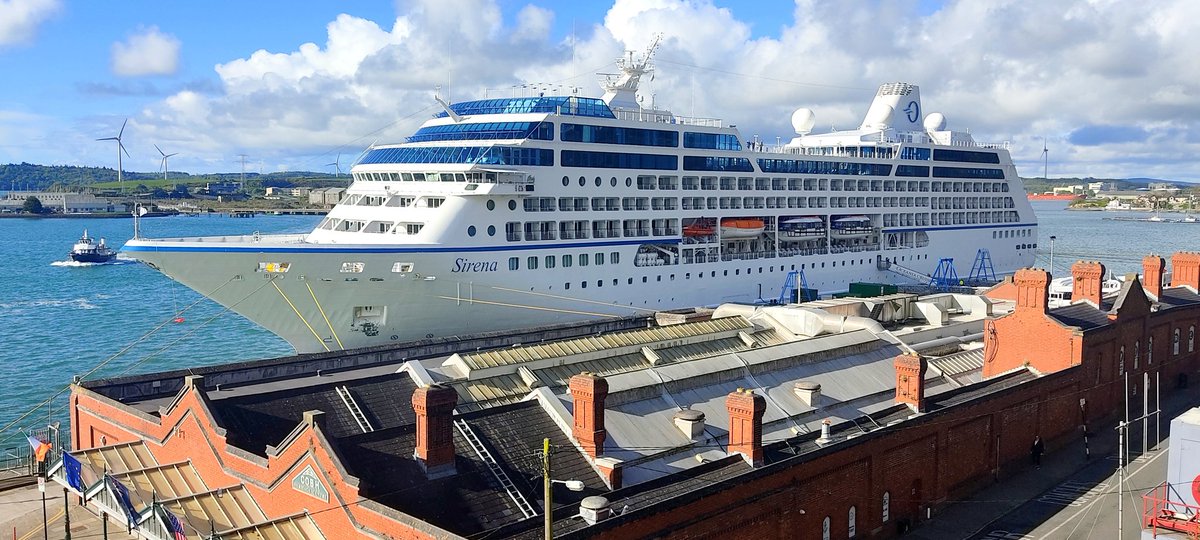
[910,382,1198,540]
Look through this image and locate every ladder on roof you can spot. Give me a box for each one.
[454,419,538,519]
[929,258,960,289]
[335,386,374,433]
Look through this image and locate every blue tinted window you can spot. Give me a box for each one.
[436,96,615,118]
[900,147,931,160]
[683,156,754,172]
[561,124,678,147]
[932,166,1004,179]
[756,159,891,176]
[896,165,929,177]
[359,146,553,166]
[683,132,742,150]
[561,150,677,170]
[932,149,1000,164]
[408,122,553,143]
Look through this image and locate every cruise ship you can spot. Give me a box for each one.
[124,45,1038,353]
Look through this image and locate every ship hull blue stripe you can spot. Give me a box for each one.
[122,222,1037,254]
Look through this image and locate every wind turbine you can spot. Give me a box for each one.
[326,154,342,177]
[155,144,178,181]
[1041,137,1049,179]
[97,119,130,188]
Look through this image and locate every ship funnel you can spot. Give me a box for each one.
[860,83,923,132]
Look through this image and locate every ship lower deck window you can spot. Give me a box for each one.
[392,262,415,273]
[509,257,518,270]
[340,262,365,273]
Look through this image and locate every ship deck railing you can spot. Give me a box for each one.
[608,108,724,128]
[138,233,309,244]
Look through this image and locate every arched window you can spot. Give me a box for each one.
[1148,336,1153,365]
[848,506,857,538]
[1134,341,1140,370]
[1190,326,1195,352]
[1118,346,1125,376]
[1175,328,1182,355]
[882,491,891,523]
[822,516,831,540]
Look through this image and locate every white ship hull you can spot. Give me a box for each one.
[125,224,1034,353]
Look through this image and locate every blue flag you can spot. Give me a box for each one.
[62,452,84,492]
[108,476,139,529]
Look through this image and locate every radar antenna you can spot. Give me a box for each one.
[600,33,664,109]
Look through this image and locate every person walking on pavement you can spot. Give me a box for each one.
[1031,435,1044,469]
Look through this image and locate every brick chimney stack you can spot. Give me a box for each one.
[1143,255,1165,299]
[1071,261,1106,306]
[1014,268,1050,314]
[726,388,767,466]
[412,384,458,477]
[894,353,928,413]
[570,372,609,458]
[1173,252,1200,291]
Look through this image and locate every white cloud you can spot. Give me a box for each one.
[0,0,59,47]
[116,0,1200,180]
[111,26,181,77]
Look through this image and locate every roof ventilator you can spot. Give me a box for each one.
[580,496,612,525]
[673,409,705,440]
[793,381,821,408]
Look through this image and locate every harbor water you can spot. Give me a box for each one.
[0,201,1194,449]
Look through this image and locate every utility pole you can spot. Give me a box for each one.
[1117,419,1125,539]
[63,487,71,540]
[544,438,552,540]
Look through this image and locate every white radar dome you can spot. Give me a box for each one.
[791,108,816,135]
[923,112,946,131]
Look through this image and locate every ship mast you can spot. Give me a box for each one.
[600,34,663,109]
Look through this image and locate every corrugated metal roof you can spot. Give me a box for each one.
[450,373,530,411]
[655,336,747,364]
[931,348,984,377]
[460,316,750,370]
[534,352,649,388]
[219,514,326,540]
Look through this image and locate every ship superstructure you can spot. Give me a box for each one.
[125,47,1037,353]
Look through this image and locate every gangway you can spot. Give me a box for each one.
[877,256,931,283]
[967,249,997,285]
[454,419,538,518]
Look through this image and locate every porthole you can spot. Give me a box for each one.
[562,176,569,187]
[487,225,496,236]
[508,200,517,210]
[595,176,602,187]
[467,226,476,237]
[579,176,586,186]
[486,199,495,211]
[626,177,633,187]
[610,177,618,186]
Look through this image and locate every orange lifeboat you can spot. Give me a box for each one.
[719,218,765,239]
[684,219,716,237]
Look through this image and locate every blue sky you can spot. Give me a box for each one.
[0,0,1197,181]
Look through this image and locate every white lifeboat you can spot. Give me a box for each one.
[830,215,873,238]
[720,218,765,239]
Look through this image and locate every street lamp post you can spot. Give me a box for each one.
[543,438,584,540]
[1049,235,1057,276]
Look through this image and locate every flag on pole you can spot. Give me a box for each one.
[26,436,51,463]
[62,451,85,492]
[108,475,140,530]
[161,505,188,540]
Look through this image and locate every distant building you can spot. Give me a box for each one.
[264,187,286,198]
[1150,182,1179,193]
[1087,181,1105,194]
[204,181,241,195]
[308,188,328,206]
[290,187,311,198]
[0,191,114,213]
[323,187,345,206]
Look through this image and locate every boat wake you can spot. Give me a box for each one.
[0,297,100,313]
[51,257,138,268]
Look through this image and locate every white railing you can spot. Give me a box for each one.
[608,108,724,127]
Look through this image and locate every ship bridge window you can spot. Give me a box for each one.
[561,150,677,170]
[406,121,554,143]
[900,147,931,160]
[897,165,929,177]
[400,223,424,235]
[933,167,1005,180]
[560,123,678,147]
[358,146,553,166]
[366,221,392,233]
[932,149,1000,164]
[683,132,742,151]
[424,197,445,208]
[683,156,754,172]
